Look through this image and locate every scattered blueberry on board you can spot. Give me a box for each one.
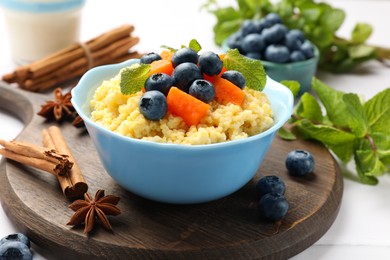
[0,233,32,260]
[256,175,289,222]
[256,175,286,197]
[258,193,289,222]
[227,13,315,63]
[285,150,315,176]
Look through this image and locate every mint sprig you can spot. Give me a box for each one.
[120,64,150,95]
[281,78,390,184]
[223,49,267,91]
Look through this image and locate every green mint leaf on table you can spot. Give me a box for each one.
[352,23,373,44]
[120,64,150,95]
[297,119,356,163]
[295,93,323,123]
[363,88,390,135]
[277,127,296,141]
[223,49,266,91]
[342,93,368,138]
[281,77,390,184]
[280,80,300,98]
[188,39,202,53]
[311,78,350,128]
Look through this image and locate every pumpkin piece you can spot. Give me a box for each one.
[213,76,245,106]
[149,59,174,76]
[167,87,210,126]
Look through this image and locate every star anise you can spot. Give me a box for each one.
[37,88,74,121]
[67,189,121,234]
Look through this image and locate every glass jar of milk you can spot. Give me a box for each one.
[0,0,85,64]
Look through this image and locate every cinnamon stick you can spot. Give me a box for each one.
[0,139,72,176]
[42,126,88,199]
[26,50,142,92]
[2,24,140,92]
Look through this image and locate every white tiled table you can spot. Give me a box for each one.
[1,0,389,259]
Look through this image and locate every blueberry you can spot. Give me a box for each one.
[285,150,315,176]
[289,29,305,43]
[144,73,172,96]
[300,40,315,59]
[0,233,30,248]
[264,44,290,63]
[256,18,273,32]
[240,20,258,36]
[198,51,223,76]
[258,193,289,222]
[0,241,32,260]
[262,24,288,44]
[284,31,303,51]
[254,19,270,34]
[139,90,167,121]
[227,32,243,50]
[256,175,286,197]
[245,52,262,60]
[264,13,282,26]
[189,79,215,103]
[172,62,203,92]
[140,52,161,64]
[221,70,246,89]
[241,33,265,54]
[290,50,306,62]
[171,48,198,68]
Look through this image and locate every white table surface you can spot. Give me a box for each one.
[1,0,390,259]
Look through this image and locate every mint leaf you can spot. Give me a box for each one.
[348,45,376,59]
[352,23,373,44]
[280,80,300,97]
[223,48,266,91]
[278,127,296,141]
[295,93,323,123]
[210,6,242,45]
[120,64,150,95]
[189,39,202,52]
[319,7,345,33]
[355,149,387,177]
[213,19,243,45]
[363,88,390,135]
[311,78,349,128]
[343,93,368,138]
[297,119,355,163]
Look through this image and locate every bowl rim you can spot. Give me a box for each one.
[71,59,293,150]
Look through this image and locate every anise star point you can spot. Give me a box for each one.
[37,88,74,121]
[67,189,121,234]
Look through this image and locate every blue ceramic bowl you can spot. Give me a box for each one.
[222,40,319,95]
[71,59,293,204]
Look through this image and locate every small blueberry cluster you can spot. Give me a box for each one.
[0,233,32,259]
[227,13,315,63]
[139,49,245,121]
[256,175,289,222]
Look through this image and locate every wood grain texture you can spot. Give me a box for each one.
[0,82,343,259]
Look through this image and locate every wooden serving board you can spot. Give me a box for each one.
[0,82,343,259]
